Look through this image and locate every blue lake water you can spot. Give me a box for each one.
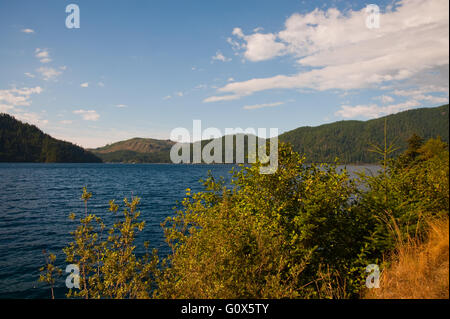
[0,163,379,298]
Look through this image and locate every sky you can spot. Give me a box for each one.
[0,0,448,148]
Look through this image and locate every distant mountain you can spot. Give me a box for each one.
[90,138,175,163]
[90,135,266,163]
[4,105,446,165]
[0,113,102,163]
[91,104,449,164]
[279,104,449,163]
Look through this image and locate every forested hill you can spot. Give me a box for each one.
[91,105,449,164]
[279,104,449,163]
[0,113,102,163]
[90,137,175,163]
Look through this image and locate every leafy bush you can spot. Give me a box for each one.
[157,143,374,298]
[357,136,449,253]
[40,188,159,298]
[39,137,449,299]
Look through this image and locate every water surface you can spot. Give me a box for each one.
[0,163,379,298]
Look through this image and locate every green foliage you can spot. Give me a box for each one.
[156,136,448,299]
[0,113,102,163]
[38,251,63,299]
[90,105,448,164]
[157,143,374,298]
[90,138,175,163]
[40,134,449,299]
[357,136,449,253]
[92,134,266,164]
[61,188,159,298]
[280,104,449,163]
[395,133,424,167]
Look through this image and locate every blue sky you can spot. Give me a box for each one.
[0,0,448,147]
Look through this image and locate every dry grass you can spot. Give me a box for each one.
[365,218,449,299]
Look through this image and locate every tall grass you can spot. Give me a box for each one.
[365,218,449,299]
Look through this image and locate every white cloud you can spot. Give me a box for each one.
[335,99,421,118]
[116,104,127,108]
[232,27,245,38]
[203,93,248,103]
[208,0,449,102]
[97,81,105,87]
[227,37,242,53]
[73,109,100,121]
[21,28,35,34]
[35,48,52,63]
[36,67,62,81]
[0,86,43,109]
[80,82,89,88]
[392,86,449,104]
[408,94,448,104]
[24,72,35,78]
[11,111,49,126]
[375,95,395,104]
[0,104,14,112]
[163,95,172,100]
[60,120,73,125]
[243,101,284,110]
[232,29,286,62]
[393,85,448,96]
[212,51,231,62]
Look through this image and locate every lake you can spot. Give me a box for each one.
[0,163,379,298]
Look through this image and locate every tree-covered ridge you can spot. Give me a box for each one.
[91,105,449,164]
[89,137,175,163]
[92,137,176,154]
[280,104,449,163]
[3,105,447,164]
[91,134,266,163]
[0,113,102,163]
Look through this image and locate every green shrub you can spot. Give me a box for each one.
[156,143,374,298]
[357,136,449,253]
[39,138,449,299]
